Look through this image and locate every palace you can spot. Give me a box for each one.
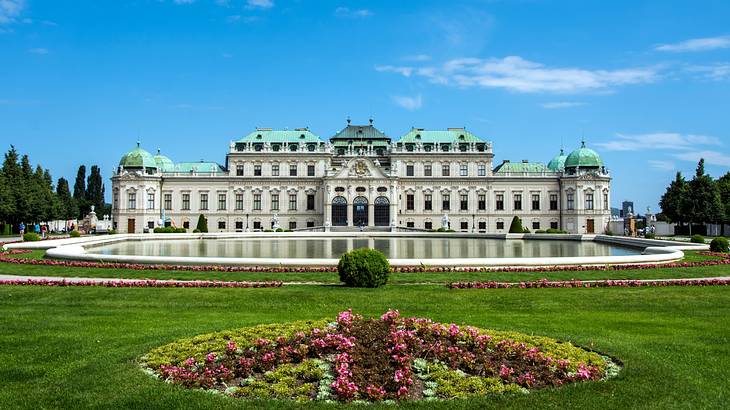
[111,120,611,234]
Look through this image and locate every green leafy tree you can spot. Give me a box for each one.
[85,165,106,213]
[508,216,524,233]
[687,159,723,233]
[195,214,208,233]
[659,172,688,225]
[717,172,730,236]
[73,165,90,218]
[56,177,78,220]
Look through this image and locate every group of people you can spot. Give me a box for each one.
[18,222,76,240]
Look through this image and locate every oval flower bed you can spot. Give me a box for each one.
[141,310,618,403]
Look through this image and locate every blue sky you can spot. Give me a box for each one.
[2,0,730,212]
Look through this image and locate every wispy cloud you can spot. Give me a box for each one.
[596,132,721,151]
[648,160,675,171]
[334,7,373,18]
[392,94,422,111]
[403,54,431,62]
[685,63,730,80]
[541,101,587,109]
[0,0,25,24]
[674,150,730,166]
[655,36,730,52]
[28,47,49,55]
[376,56,658,93]
[246,0,273,9]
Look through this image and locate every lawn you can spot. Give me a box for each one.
[0,284,729,409]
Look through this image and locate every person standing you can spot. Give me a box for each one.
[19,222,25,239]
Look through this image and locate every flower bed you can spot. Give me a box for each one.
[447,277,730,289]
[141,310,617,403]
[0,278,283,288]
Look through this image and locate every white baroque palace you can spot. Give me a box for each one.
[112,120,611,234]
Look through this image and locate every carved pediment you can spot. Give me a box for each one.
[329,158,389,180]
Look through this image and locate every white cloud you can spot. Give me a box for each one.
[403,54,431,62]
[376,56,658,93]
[247,0,273,9]
[0,0,25,24]
[28,47,49,55]
[674,150,730,166]
[655,36,730,52]
[392,94,422,111]
[648,160,675,171]
[334,7,373,18]
[686,63,730,80]
[541,101,587,109]
[596,132,721,151]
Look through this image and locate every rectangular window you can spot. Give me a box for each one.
[289,221,297,230]
[272,164,279,176]
[532,194,540,211]
[113,191,118,209]
[550,194,558,211]
[442,164,450,176]
[442,194,450,211]
[532,221,540,230]
[406,194,414,210]
[307,194,315,211]
[478,164,486,177]
[496,221,505,230]
[235,193,244,210]
[307,221,315,228]
[271,194,279,211]
[514,194,522,211]
[406,165,414,177]
[478,194,486,210]
[424,194,432,211]
[236,164,244,176]
[406,221,415,228]
[182,193,190,210]
[425,221,433,230]
[424,164,432,176]
[128,192,137,210]
[586,193,594,210]
[460,221,468,231]
[183,221,190,229]
[164,193,172,211]
[603,192,609,210]
[550,221,559,229]
[254,164,262,176]
[289,164,297,176]
[253,221,261,230]
[235,221,243,230]
[496,194,504,210]
[460,194,468,211]
[253,193,261,210]
[478,221,486,232]
[148,221,154,229]
[567,193,574,210]
[289,193,297,210]
[147,192,155,209]
[307,164,315,177]
[217,194,226,210]
[200,193,208,210]
[460,164,468,176]
[218,221,226,230]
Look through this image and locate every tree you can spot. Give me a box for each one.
[56,177,78,220]
[195,214,208,233]
[508,216,524,233]
[716,172,730,236]
[659,172,688,224]
[687,159,723,232]
[73,165,89,218]
[85,165,105,213]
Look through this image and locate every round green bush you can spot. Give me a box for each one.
[23,232,41,242]
[690,234,705,244]
[69,230,81,238]
[644,232,656,239]
[337,248,390,288]
[709,237,729,253]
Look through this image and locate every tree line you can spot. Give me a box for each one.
[659,158,730,234]
[0,146,110,234]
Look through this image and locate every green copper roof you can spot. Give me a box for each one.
[398,128,484,144]
[565,142,603,168]
[173,161,226,174]
[330,122,391,142]
[547,149,568,171]
[154,149,175,172]
[493,161,552,174]
[237,128,323,144]
[119,142,157,169]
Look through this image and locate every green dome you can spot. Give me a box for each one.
[119,142,157,169]
[565,142,603,168]
[153,149,175,172]
[547,149,568,171]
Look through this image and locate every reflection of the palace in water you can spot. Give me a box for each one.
[89,237,641,259]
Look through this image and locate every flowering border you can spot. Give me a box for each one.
[447,277,730,289]
[0,278,283,288]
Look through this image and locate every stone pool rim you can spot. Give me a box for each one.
[7,232,708,268]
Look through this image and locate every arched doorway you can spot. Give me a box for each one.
[353,196,368,226]
[374,196,390,226]
[332,196,347,226]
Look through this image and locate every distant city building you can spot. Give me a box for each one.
[622,201,634,218]
[611,207,621,218]
[111,120,612,234]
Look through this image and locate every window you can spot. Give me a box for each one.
[182,193,190,210]
[603,192,609,210]
[406,221,415,228]
[218,221,226,230]
[478,164,486,176]
[460,194,468,211]
[406,165,414,177]
[253,193,261,210]
[532,194,540,210]
[442,194,450,211]
[148,221,154,229]
[235,193,244,210]
[406,194,414,210]
[307,164,315,177]
[254,164,262,176]
[586,193,594,210]
[200,193,208,210]
[218,194,226,210]
[183,221,190,229]
[424,164,432,176]
[478,221,486,232]
[460,164,468,176]
[289,221,297,230]
[147,192,155,209]
[514,194,522,211]
[478,194,486,210]
[113,191,118,209]
[271,194,279,211]
[496,194,504,210]
[289,193,297,210]
[442,164,450,176]
[532,221,540,230]
[307,194,315,211]
[550,221,559,229]
[550,194,558,211]
[235,221,243,230]
[424,194,432,211]
[567,193,574,210]
[289,164,297,176]
[253,221,262,230]
[425,221,433,230]
[272,164,279,176]
[307,221,315,228]
[496,221,505,230]
[460,221,468,231]
[236,164,244,176]
[128,192,137,210]
[164,193,172,210]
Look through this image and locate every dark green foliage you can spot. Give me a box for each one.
[195,215,208,233]
[545,228,568,234]
[73,165,86,201]
[23,232,41,241]
[85,165,106,215]
[153,227,187,233]
[337,248,390,288]
[644,232,656,239]
[508,216,524,233]
[709,237,729,253]
[69,230,81,238]
[687,159,723,225]
[690,234,705,244]
[659,172,688,224]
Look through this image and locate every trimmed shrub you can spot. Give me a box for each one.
[108,229,117,235]
[604,229,614,236]
[195,215,208,233]
[192,229,201,233]
[508,216,524,233]
[337,248,390,288]
[644,232,656,239]
[23,232,41,242]
[545,228,567,234]
[690,234,705,244]
[522,227,530,233]
[535,230,546,234]
[69,230,81,238]
[709,237,729,253]
[2,223,10,235]
[275,228,284,232]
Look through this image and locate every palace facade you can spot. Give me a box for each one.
[111,120,611,234]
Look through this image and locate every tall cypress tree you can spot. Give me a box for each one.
[0,147,20,228]
[73,165,89,218]
[659,172,688,225]
[85,165,105,213]
[687,159,723,227]
[716,172,730,236]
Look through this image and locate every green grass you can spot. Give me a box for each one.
[0,250,727,284]
[0,284,729,409]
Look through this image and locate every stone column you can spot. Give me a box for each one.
[368,186,375,227]
[346,186,353,227]
[389,183,398,230]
